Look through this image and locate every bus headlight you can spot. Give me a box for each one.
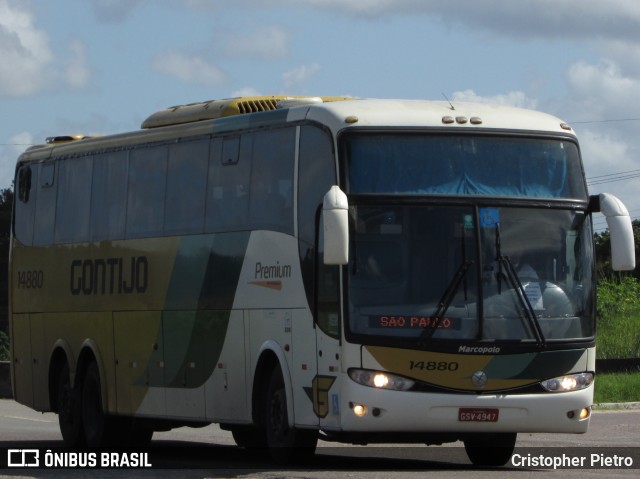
[348,369,415,391]
[541,372,594,392]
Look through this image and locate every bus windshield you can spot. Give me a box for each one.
[344,133,587,199]
[346,204,594,344]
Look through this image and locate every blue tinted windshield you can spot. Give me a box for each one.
[345,133,587,199]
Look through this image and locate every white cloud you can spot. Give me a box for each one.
[65,40,91,89]
[566,60,640,120]
[152,51,227,86]
[0,0,54,97]
[577,128,640,226]
[451,89,538,109]
[282,63,320,90]
[219,26,291,61]
[579,129,635,180]
[253,1,640,44]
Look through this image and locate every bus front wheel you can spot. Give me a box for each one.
[264,367,317,464]
[463,432,517,467]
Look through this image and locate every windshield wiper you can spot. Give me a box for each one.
[494,223,546,345]
[419,259,473,345]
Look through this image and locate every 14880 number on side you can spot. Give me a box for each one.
[17,270,44,289]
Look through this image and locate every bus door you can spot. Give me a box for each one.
[313,225,342,429]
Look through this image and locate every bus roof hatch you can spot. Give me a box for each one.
[141,95,351,129]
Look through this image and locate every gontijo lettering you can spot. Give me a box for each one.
[70,256,148,295]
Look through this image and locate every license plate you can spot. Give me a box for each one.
[458,408,499,422]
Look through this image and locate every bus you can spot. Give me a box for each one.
[10,95,635,466]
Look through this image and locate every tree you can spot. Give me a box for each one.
[594,219,640,281]
[0,188,12,337]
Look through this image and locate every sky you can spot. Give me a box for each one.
[1,0,640,233]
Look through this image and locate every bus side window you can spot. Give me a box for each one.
[126,145,168,238]
[33,163,56,246]
[15,165,35,245]
[248,128,295,234]
[90,151,128,241]
[55,157,92,244]
[18,166,32,203]
[206,136,250,232]
[164,138,209,235]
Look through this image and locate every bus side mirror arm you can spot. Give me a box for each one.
[322,186,349,265]
[590,193,636,271]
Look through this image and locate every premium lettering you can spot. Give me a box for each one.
[254,261,291,280]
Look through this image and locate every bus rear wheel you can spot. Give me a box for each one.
[81,361,153,447]
[57,362,85,447]
[463,433,517,467]
[264,367,317,464]
[82,361,109,446]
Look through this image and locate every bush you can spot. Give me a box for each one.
[596,276,640,359]
[597,276,640,320]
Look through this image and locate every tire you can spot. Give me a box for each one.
[57,362,85,447]
[464,433,517,467]
[264,367,317,464]
[82,361,114,447]
[82,361,153,448]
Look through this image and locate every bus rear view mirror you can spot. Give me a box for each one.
[323,185,349,265]
[591,193,636,271]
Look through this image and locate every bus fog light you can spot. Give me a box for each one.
[579,407,591,419]
[352,403,367,417]
[541,373,593,392]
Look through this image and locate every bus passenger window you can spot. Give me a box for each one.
[90,151,128,241]
[18,166,32,203]
[205,136,251,232]
[55,157,92,244]
[33,163,56,246]
[41,163,55,188]
[126,145,168,238]
[248,128,295,234]
[164,139,208,235]
[15,165,35,245]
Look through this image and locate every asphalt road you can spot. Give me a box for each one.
[0,399,639,478]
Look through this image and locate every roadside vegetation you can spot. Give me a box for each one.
[0,188,9,362]
[595,372,640,404]
[594,222,640,403]
[0,330,8,362]
[596,276,640,360]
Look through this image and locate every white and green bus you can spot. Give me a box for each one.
[10,96,635,466]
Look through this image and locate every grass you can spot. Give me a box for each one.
[596,277,640,359]
[596,310,640,359]
[594,371,640,404]
[0,330,8,362]
[594,294,640,404]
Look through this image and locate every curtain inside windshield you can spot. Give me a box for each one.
[345,134,586,199]
[347,205,594,343]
